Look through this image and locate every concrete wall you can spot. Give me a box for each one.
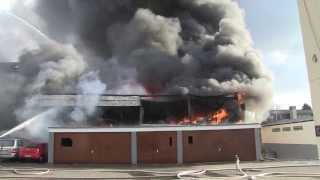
[262,121,318,159]
[298,0,320,158]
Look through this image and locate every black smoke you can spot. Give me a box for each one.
[0,0,272,130]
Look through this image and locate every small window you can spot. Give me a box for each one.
[188,136,193,144]
[282,127,291,132]
[61,138,73,147]
[0,140,14,147]
[169,137,173,147]
[272,128,280,132]
[293,126,303,131]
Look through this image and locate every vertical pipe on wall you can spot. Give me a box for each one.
[131,132,137,165]
[48,132,54,163]
[177,131,183,164]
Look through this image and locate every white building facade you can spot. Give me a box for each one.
[262,120,318,159]
[298,0,320,158]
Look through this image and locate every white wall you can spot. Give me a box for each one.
[262,121,317,145]
[298,0,320,158]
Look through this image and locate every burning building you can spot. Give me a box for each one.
[0,0,271,163]
[40,93,262,164]
[38,93,246,126]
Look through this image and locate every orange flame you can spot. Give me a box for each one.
[177,116,204,125]
[170,93,246,125]
[211,108,229,124]
[176,108,230,125]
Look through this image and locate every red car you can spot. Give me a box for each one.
[18,143,47,162]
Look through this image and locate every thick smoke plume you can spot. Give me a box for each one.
[0,0,273,134]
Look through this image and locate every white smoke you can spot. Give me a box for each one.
[12,42,88,141]
[0,108,60,142]
[18,108,60,142]
[15,42,87,120]
[29,43,86,93]
[93,57,146,95]
[70,71,106,122]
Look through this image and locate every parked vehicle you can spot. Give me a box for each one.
[0,139,24,159]
[18,143,47,162]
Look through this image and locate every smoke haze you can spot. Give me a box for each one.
[0,0,272,133]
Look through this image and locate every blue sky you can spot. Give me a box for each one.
[238,0,311,109]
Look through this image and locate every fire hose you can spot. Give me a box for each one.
[13,168,50,175]
[175,155,320,179]
[0,167,50,175]
[177,169,206,179]
[233,156,320,180]
[0,158,319,179]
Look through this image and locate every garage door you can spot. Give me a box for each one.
[54,132,131,164]
[137,132,177,164]
[183,129,256,163]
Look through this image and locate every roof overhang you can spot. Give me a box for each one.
[49,123,260,133]
[37,95,141,107]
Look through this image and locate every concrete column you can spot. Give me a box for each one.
[254,128,262,161]
[131,132,137,165]
[177,131,183,164]
[48,132,54,163]
[289,106,298,120]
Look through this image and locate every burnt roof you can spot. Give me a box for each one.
[42,93,238,98]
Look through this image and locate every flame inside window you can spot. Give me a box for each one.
[211,108,229,124]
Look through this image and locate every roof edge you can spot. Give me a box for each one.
[48,123,261,133]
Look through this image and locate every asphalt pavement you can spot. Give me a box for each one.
[0,160,319,179]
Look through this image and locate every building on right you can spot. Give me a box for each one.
[261,106,318,159]
[298,0,320,159]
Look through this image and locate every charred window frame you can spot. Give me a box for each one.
[188,136,193,144]
[61,138,73,147]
